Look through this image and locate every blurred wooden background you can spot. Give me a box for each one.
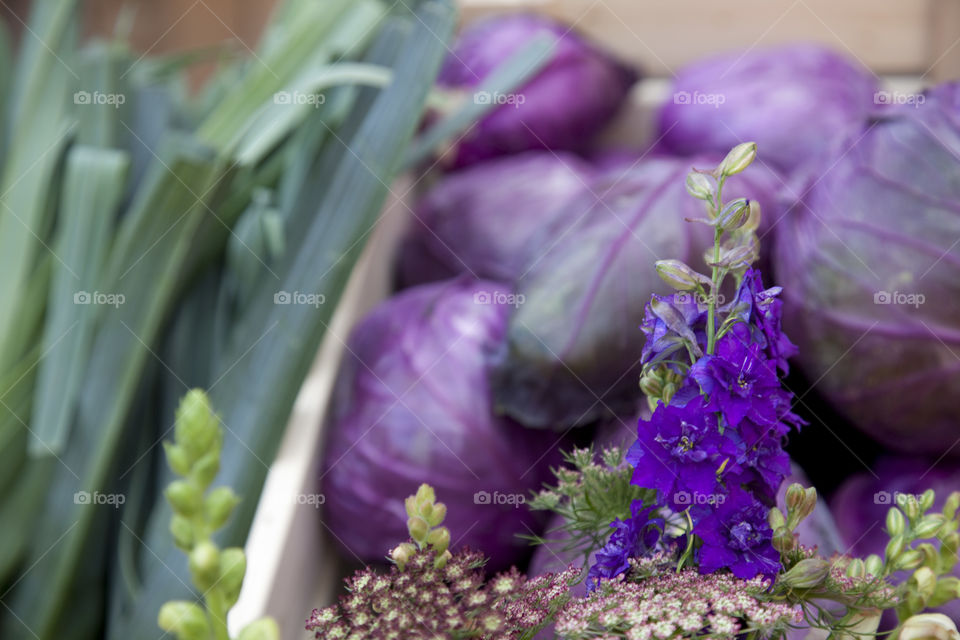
[2,0,959,80]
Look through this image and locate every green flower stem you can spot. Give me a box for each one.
[705,175,727,356]
[706,229,723,355]
[207,589,230,640]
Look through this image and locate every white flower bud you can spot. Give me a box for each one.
[718,142,757,176]
[900,614,960,640]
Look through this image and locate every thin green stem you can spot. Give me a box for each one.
[206,588,231,640]
[706,176,726,355]
[706,227,722,355]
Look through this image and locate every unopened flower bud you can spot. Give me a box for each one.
[685,171,714,201]
[237,618,280,640]
[742,200,762,232]
[640,373,663,399]
[942,532,960,555]
[846,558,866,578]
[916,542,939,569]
[941,533,960,572]
[912,567,937,603]
[897,550,925,571]
[773,526,795,552]
[219,547,247,607]
[782,558,830,588]
[188,541,221,591]
[158,601,210,639]
[426,502,446,528]
[175,389,221,463]
[886,534,906,561]
[163,442,191,477]
[800,487,818,518]
[190,450,220,489]
[718,142,757,176]
[204,486,240,530]
[768,507,786,530]
[170,515,194,551]
[165,480,203,517]
[887,507,907,537]
[419,502,435,521]
[407,516,429,543]
[404,495,418,518]
[661,382,677,405]
[899,613,960,640]
[655,260,709,291]
[427,526,451,555]
[915,514,946,539]
[864,554,883,577]
[784,485,817,531]
[785,483,806,512]
[708,244,755,269]
[433,549,452,569]
[899,492,922,520]
[931,577,960,607]
[390,542,416,570]
[921,489,936,512]
[714,198,750,231]
[835,611,881,640]
[943,492,960,521]
[415,484,436,510]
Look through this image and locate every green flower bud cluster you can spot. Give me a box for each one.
[770,484,960,640]
[647,141,762,374]
[639,365,686,411]
[769,483,817,555]
[878,490,960,623]
[393,483,452,570]
[158,390,278,640]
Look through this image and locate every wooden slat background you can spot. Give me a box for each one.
[460,0,960,80]
[72,0,960,81]
[1,1,957,80]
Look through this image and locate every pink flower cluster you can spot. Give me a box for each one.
[554,557,802,639]
[305,548,580,640]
